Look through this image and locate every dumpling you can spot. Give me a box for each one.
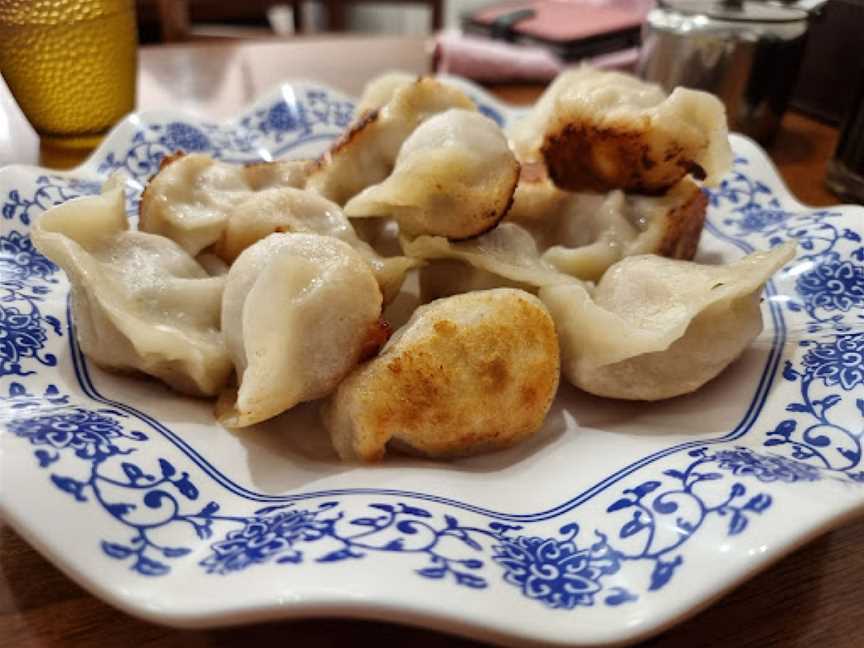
[322,288,560,461]
[212,186,420,303]
[355,71,417,116]
[219,233,385,427]
[32,187,232,397]
[214,186,368,262]
[508,67,732,193]
[139,153,307,255]
[344,109,520,240]
[538,243,795,400]
[404,223,574,299]
[505,173,571,227]
[243,159,310,190]
[510,177,708,281]
[305,77,476,205]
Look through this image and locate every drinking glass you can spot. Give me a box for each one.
[0,0,138,168]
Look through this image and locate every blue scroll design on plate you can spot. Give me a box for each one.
[0,230,62,376]
[1,118,862,610]
[96,88,356,180]
[6,380,805,608]
[710,157,864,479]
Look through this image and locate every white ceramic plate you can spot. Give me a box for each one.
[1,79,863,647]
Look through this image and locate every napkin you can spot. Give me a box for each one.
[0,72,38,166]
[433,29,639,82]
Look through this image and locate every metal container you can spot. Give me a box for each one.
[638,0,820,143]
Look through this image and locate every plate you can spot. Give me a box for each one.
[1,78,863,647]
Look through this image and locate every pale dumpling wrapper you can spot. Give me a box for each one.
[243,159,310,190]
[323,288,560,461]
[405,222,575,300]
[139,153,308,255]
[355,71,417,116]
[212,186,420,303]
[539,243,795,400]
[508,66,733,193]
[508,177,708,281]
[305,76,476,205]
[32,187,232,397]
[220,233,384,427]
[344,109,520,240]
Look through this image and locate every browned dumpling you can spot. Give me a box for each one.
[344,109,520,240]
[322,288,560,461]
[508,67,732,194]
[305,77,476,205]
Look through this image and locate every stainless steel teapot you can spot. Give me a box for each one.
[638,0,825,142]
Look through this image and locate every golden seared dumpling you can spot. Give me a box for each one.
[539,243,795,401]
[344,109,520,240]
[322,288,560,462]
[508,67,732,194]
[305,77,476,205]
[139,153,308,255]
[219,233,385,427]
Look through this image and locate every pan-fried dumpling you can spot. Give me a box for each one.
[305,77,476,205]
[32,187,232,397]
[212,187,419,303]
[505,174,571,227]
[344,110,520,240]
[243,159,310,190]
[539,243,795,400]
[355,71,417,116]
[323,288,560,461]
[508,67,732,193]
[139,153,307,255]
[509,177,707,281]
[219,233,384,427]
[404,223,575,301]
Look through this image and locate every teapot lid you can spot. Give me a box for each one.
[658,0,809,22]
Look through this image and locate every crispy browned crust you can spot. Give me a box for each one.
[328,292,560,461]
[359,317,393,361]
[159,150,186,171]
[310,108,380,174]
[138,150,186,227]
[657,185,708,260]
[447,159,521,242]
[541,122,705,195]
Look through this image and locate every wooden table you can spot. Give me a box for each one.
[1,36,858,648]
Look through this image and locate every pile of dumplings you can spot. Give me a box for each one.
[33,68,794,463]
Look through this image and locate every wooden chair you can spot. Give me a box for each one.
[324,0,443,32]
[150,0,442,41]
[152,0,305,41]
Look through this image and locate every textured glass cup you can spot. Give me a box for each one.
[0,0,137,168]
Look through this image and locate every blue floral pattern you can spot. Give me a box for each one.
[802,333,864,391]
[0,85,862,625]
[493,529,623,608]
[6,379,786,600]
[0,229,62,376]
[796,259,864,313]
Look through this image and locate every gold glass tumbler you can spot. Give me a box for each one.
[0,0,137,168]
